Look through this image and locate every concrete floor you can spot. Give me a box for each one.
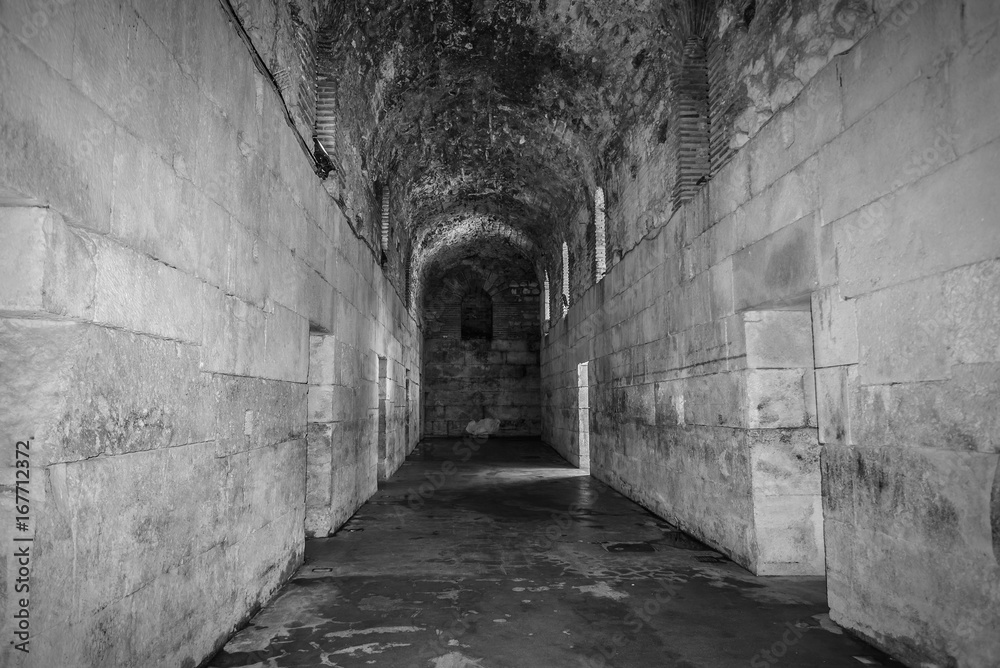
[208,438,904,668]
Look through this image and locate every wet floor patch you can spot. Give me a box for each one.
[207,438,906,668]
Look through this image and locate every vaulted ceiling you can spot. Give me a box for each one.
[314,0,713,297]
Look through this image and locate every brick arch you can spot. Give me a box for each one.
[409,215,542,316]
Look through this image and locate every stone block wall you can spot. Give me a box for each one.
[423,261,542,437]
[543,2,1000,666]
[424,339,542,437]
[0,2,419,667]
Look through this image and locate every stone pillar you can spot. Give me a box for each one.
[743,310,824,575]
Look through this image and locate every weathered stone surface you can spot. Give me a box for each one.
[0,2,422,666]
[0,207,96,319]
[854,364,1000,455]
[811,285,860,368]
[815,365,857,446]
[748,63,844,195]
[214,375,306,456]
[746,369,816,429]
[825,445,1000,668]
[836,139,1000,299]
[749,428,824,575]
[0,0,76,78]
[753,494,825,575]
[820,73,953,227]
[542,6,1000,665]
[856,276,951,385]
[743,309,814,369]
[23,438,305,668]
[733,214,819,311]
[737,159,819,251]
[840,0,962,128]
[0,30,115,232]
[945,259,1000,366]
[951,12,1000,157]
[0,320,215,463]
[92,234,204,343]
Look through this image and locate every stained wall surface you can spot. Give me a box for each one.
[543,2,1000,666]
[0,2,419,666]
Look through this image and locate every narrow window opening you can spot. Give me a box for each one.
[594,187,607,282]
[543,270,551,328]
[561,241,570,317]
[380,180,390,256]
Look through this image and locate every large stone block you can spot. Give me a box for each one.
[748,64,844,194]
[309,333,338,385]
[0,33,114,231]
[0,207,96,318]
[708,257,735,320]
[854,363,999,454]
[0,318,80,466]
[29,441,224,637]
[737,158,819,251]
[235,439,307,535]
[707,149,750,222]
[820,73,953,226]
[18,436,304,668]
[743,310,813,369]
[733,214,819,311]
[264,243,310,317]
[752,494,825,575]
[811,286,860,368]
[261,304,309,383]
[951,4,1000,156]
[835,139,1000,298]
[214,375,306,456]
[830,445,1000,667]
[92,235,204,343]
[113,15,203,165]
[307,384,359,424]
[110,128,199,274]
[820,444,857,525]
[856,276,951,385]
[746,368,816,429]
[840,0,962,127]
[224,221,268,308]
[200,289,267,377]
[749,428,822,497]
[71,0,135,116]
[815,365,858,446]
[945,259,1000,365]
[305,269,335,333]
[0,320,218,465]
[672,372,746,429]
[0,0,75,78]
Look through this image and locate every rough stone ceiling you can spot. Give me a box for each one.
[318,0,705,273]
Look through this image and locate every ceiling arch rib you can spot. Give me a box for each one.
[410,215,541,312]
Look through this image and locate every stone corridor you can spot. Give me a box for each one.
[208,439,902,668]
[3,1,999,666]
